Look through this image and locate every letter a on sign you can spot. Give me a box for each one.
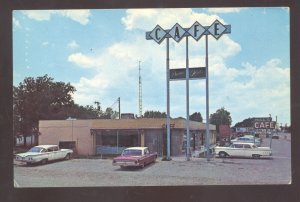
[168,23,186,42]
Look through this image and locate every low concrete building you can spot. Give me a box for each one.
[39,118,216,156]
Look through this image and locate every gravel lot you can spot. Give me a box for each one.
[14,134,291,187]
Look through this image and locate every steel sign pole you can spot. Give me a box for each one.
[186,36,190,161]
[205,35,210,161]
[166,38,171,160]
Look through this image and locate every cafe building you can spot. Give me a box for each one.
[39,118,216,157]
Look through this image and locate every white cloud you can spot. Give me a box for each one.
[68,53,101,68]
[68,40,79,49]
[122,8,221,31]
[207,8,245,14]
[13,17,21,28]
[42,41,49,46]
[22,10,91,25]
[68,9,289,124]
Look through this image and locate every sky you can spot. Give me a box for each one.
[12,8,290,126]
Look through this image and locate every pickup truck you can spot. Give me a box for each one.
[215,142,272,159]
[15,145,73,165]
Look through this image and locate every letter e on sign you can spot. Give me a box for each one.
[208,19,226,40]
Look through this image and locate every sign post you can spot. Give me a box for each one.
[146,20,231,161]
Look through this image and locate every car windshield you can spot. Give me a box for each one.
[122,149,142,156]
[28,147,44,153]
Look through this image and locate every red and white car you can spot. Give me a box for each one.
[112,147,157,168]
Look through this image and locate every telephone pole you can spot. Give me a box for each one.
[139,61,143,117]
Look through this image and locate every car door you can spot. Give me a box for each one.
[52,146,63,160]
[231,144,244,157]
[243,144,252,157]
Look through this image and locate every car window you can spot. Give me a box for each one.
[122,149,142,156]
[234,144,243,148]
[244,144,251,149]
[28,147,44,153]
[144,149,149,155]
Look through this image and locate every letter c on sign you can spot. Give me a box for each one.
[155,28,161,40]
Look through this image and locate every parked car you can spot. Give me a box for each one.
[272,134,280,139]
[215,142,272,159]
[112,147,157,168]
[231,136,261,146]
[15,145,73,165]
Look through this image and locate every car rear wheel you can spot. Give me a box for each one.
[252,154,261,159]
[64,153,71,160]
[219,152,228,158]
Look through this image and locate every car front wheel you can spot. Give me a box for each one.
[219,152,228,158]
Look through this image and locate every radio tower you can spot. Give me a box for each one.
[139,61,143,117]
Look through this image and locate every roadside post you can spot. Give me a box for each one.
[146,20,231,161]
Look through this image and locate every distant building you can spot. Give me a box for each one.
[219,125,231,140]
[39,118,216,156]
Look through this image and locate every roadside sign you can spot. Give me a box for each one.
[254,121,276,129]
[146,21,231,42]
[146,20,231,162]
[170,67,206,80]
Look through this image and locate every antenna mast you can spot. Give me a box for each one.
[139,61,142,117]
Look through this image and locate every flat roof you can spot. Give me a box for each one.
[39,118,216,130]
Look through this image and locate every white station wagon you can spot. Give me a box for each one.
[215,142,272,159]
[15,145,73,165]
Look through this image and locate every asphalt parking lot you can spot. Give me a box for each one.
[14,134,291,187]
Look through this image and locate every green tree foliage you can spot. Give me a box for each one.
[13,75,76,136]
[209,107,232,131]
[189,112,203,122]
[234,118,253,128]
[143,110,167,118]
[13,75,119,145]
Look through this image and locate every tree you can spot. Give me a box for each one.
[189,112,203,122]
[99,107,119,119]
[13,75,76,145]
[143,110,167,118]
[234,118,253,128]
[209,107,232,132]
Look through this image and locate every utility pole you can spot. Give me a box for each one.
[139,61,143,117]
[118,97,121,119]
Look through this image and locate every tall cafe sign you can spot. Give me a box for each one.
[146,20,231,161]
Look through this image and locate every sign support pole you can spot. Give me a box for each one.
[166,38,171,161]
[186,36,190,161]
[205,35,210,161]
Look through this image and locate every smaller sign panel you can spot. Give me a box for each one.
[170,67,206,80]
